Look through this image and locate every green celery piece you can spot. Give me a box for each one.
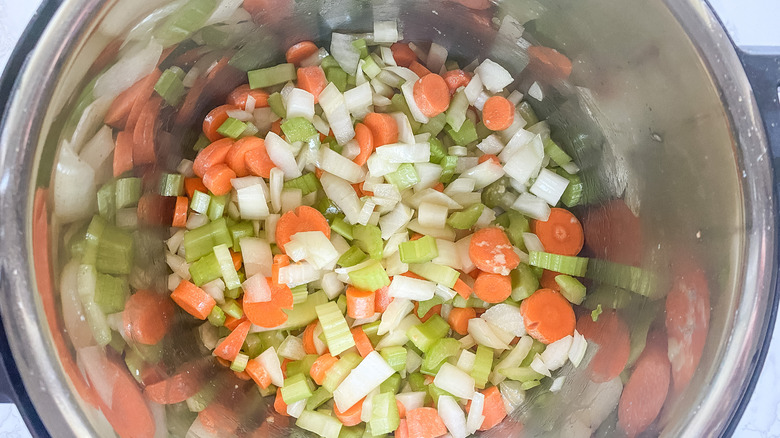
[544,137,573,166]
[475,121,492,141]
[189,252,222,286]
[445,118,478,145]
[208,305,226,326]
[522,380,541,390]
[416,296,444,319]
[280,373,315,404]
[481,178,517,210]
[353,224,383,260]
[217,117,248,139]
[77,265,111,346]
[445,89,469,132]
[297,410,343,438]
[155,68,186,106]
[291,284,308,304]
[389,94,421,131]
[268,92,286,118]
[315,301,355,355]
[408,262,459,288]
[159,173,184,197]
[306,386,333,411]
[248,63,296,89]
[338,245,368,267]
[380,347,407,372]
[370,392,400,435]
[499,366,545,382]
[379,373,402,394]
[385,163,419,191]
[585,259,660,298]
[556,168,584,208]
[183,217,233,262]
[331,216,354,241]
[471,345,493,389]
[97,180,116,223]
[278,290,328,330]
[229,221,253,252]
[336,294,348,315]
[286,354,318,377]
[284,173,320,196]
[495,210,530,249]
[428,383,454,407]
[408,372,426,393]
[322,352,362,392]
[348,260,390,291]
[406,315,450,353]
[582,284,632,310]
[154,0,217,46]
[224,286,241,300]
[398,235,438,264]
[282,117,318,143]
[555,274,586,304]
[517,101,539,125]
[96,225,134,275]
[361,320,382,345]
[321,55,340,70]
[230,353,249,372]
[193,134,211,152]
[439,155,458,183]
[420,113,447,137]
[208,193,229,221]
[447,203,485,230]
[316,197,342,220]
[199,25,231,47]
[361,55,381,78]
[108,331,125,354]
[452,294,488,308]
[190,190,211,214]
[258,330,286,353]
[511,263,540,301]
[326,67,348,93]
[420,338,460,375]
[529,251,589,277]
[591,304,603,322]
[520,340,546,367]
[352,38,369,57]
[428,137,447,164]
[94,273,129,314]
[115,177,142,209]
[83,215,107,265]
[221,298,243,319]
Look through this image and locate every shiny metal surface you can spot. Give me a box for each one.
[0,0,775,436]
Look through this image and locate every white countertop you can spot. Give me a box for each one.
[0,0,778,436]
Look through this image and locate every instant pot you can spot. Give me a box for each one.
[0,0,779,436]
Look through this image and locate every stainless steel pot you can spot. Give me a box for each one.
[0,0,778,436]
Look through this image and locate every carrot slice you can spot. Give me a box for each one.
[468,227,520,275]
[539,270,562,292]
[276,205,331,249]
[226,83,269,110]
[453,276,472,299]
[352,123,375,166]
[432,182,445,192]
[126,70,163,131]
[309,353,338,385]
[618,332,671,438]
[286,41,319,66]
[390,43,417,67]
[363,112,399,147]
[482,95,515,131]
[274,387,290,416]
[334,397,365,427]
[346,286,376,319]
[184,177,208,198]
[533,208,584,256]
[441,69,472,95]
[214,320,252,361]
[302,321,318,355]
[202,163,237,196]
[528,46,573,80]
[447,307,476,335]
[406,407,447,438]
[137,193,175,226]
[576,310,630,382]
[113,130,134,177]
[396,419,409,438]
[203,104,240,142]
[351,327,374,358]
[224,314,247,331]
[520,288,575,344]
[132,95,162,165]
[230,250,243,272]
[272,254,291,287]
[243,278,294,328]
[409,60,432,78]
[466,386,507,431]
[414,302,442,323]
[374,285,393,313]
[246,358,273,389]
[478,154,500,165]
[473,271,512,304]
[194,138,234,178]
[226,136,264,177]
[244,139,275,178]
[105,70,160,130]
[396,399,407,419]
[123,289,174,345]
[172,196,189,228]
[171,280,216,320]
[297,66,328,103]
[143,360,209,404]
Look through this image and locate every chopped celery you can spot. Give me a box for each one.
[190,190,211,214]
[281,373,315,404]
[268,92,286,118]
[420,113,447,137]
[326,67,348,93]
[94,273,129,314]
[282,117,318,143]
[306,386,333,410]
[338,245,368,267]
[331,216,354,241]
[555,275,586,304]
[494,210,530,249]
[499,366,544,382]
[217,117,248,139]
[521,380,541,390]
[77,265,111,346]
[408,372,427,393]
[398,235,438,264]
[447,203,485,230]
[280,290,329,330]
[208,305,226,326]
[322,352,362,392]
[224,286,241,300]
[446,90,469,132]
[543,138,572,166]
[482,178,517,211]
[284,173,320,196]
[380,347,407,372]
[361,55,381,78]
[315,301,355,355]
[208,193,229,222]
[155,68,186,106]
[221,298,243,319]
[511,264,540,301]
[362,320,382,345]
[231,353,249,372]
[352,38,369,57]
[439,155,458,183]
[296,409,343,438]
[406,315,450,353]
[248,63,297,89]
[287,354,318,377]
[520,340,546,367]
[389,94,422,131]
[214,244,241,290]
[193,134,210,152]
[582,285,632,310]
[336,294,348,315]
[591,304,603,322]
[83,215,107,265]
[97,181,116,223]
[380,373,402,394]
[183,217,233,262]
[445,118,478,145]
[517,101,539,125]
[321,55,340,70]
[385,163,419,191]
[528,251,589,277]
[96,226,133,275]
[291,284,309,304]
[428,383,453,407]
[471,345,493,389]
[229,221,254,252]
[452,294,489,309]
[154,0,217,45]
[370,392,400,435]
[416,296,443,319]
[556,168,584,208]
[428,137,447,164]
[115,177,142,209]
[353,224,383,260]
[408,263,459,288]
[585,259,660,299]
[189,252,222,286]
[421,338,460,375]
[316,197,342,220]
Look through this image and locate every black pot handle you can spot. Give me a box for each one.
[737,49,780,168]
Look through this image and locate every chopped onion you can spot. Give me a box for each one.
[312,323,328,354]
[499,381,525,415]
[333,351,395,412]
[269,167,284,213]
[95,40,162,99]
[380,46,397,66]
[473,91,490,111]
[455,157,479,174]
[279,335,306,361]
[449,192,482,208]
[79,126,114,172]
[226,108,254,122]
[165,253,191,280]
[344,82,373,119]
[377,298,414,335]
[460,160,505,189]
[319,83,356,145]
[407,42,428,64]
[292,231,339,269]
[503,141,544,187]
[377,69,404,88]
[512,192,551,221]
[530,168,570,206]
[321,272,345,299]
[406,189,462,210]
[413,162,443,192]
[321,172,363,224]
[361,388,379,423]
[530,354,551,377]
[468,318,510,350]
[372,183,402,202]
[257,347,284,387]
[384,251,409,277]
[286,88,315,121]
[522,232,545,253]
[477,134,504,155]
[406,219,456,241]
[356,199,376,226]
[77,346,116,409]
[466,391,485,433]
[401,80,429,124]
[61,261,94,349]
[426,42,448,74]
[443,178,475,196]
[352,313,381,327]
[202,279,226,304]
[432,239,461,270]
[317,147,365,183]
[459,334,476,350]
[240,237,272,277]
[378,203,412,239]
[438,395,468,438]
[456,235,475,273]
[417,202,448,228]
[277,262,320,287]
[507,90,524,105]
[54,142,96,223]
[186,213,209,230]
[265,214,279,244]
[434,363,475,400]
[389,112,415,145]
[232,177,270,220]
[568,330,588,367]
[561,161,581,174]
[280,189,304,212]
[367,154,401,178]
[286,399,307,418]
[371,78,394,98]
[376,313,420,349]
[312,115,330,136]
[464,73,484,104]
[456,350,476,374]
[382,233,409,257]
[490,336,533,386]
[388,275,436,301]
[242,274,272,303]
[331,33,360,75]
[373,20,399,43]
[396,392,426,413]
[542,335,573,371]
[265,132,302,179]
[475,59,513,93]
[528,81,544,101]
[375,143,431,163]
[474,206,496,229]
[482,304,526,337]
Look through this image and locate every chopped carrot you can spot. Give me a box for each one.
[274,387,290,416]
[281,358,292,378]
[202,163,237,196]
[184,177,208,198]
[123,289,174,345]
[224,314,247,331]
[453,276,472,299]
[334,397,365,427]
[315,167,324,179]
[409,233,424,241]
[104,76,140,128]
[390,43,417,67]
[528,46,573,80]
[473,271,512,304]
[346,286,376,319]
[276,205,331,249]
[466,386,507,431]
[245,358,272,389]
[520,288,575,344]
[576,310,631,383]
[441,69,472,95]
[413,74,451,118]
[618,332,670,438]
[478,154,500,165]
[374,285,393,313]
[113,130,134,177]
[199,403,239,436]
[144,360,208,404]
[406,407,447,438]
[309,353,338,385]
[286,41,319,65]
[482,96,515,131]
[243,277,293,328]
[468,227,520,275]
[396,419,409,438]
[172,196,188,228]
[432,182,445,192]
[297,66,328,103]
[353,123,375,166]
[203,104,239,142]
[132,95,162,165]
[214,320,252,361]
[409,60,432,78]
[230,251,242,272]
[137,193,175,226]
[226,84,270,110]
[171,280,216,320]
[270,119,282,136]
[533,208,584,256]
[244,138,275,178]
[363,112,399,147]
[447,307,476,335]
[396,399,407,419]
[302,321,318,355]
[272,254,291,286]
[127,71,163,131]
[351,327,374,358]
[234,370,252,381]
[193,137,234,178]
[226,136,264,177]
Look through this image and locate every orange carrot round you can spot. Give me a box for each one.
[227,84,269,110]
[353,123,375,166]
[576,310,630,382]
[276,205,331,249]
[243,278,294,328]
[374,285,393,313]
[214,320,252,361]
[184,177,208,198]
[473,271,512,304]
[533,208,584,256]
[297,66,328,103]
[285,41,319,66]
[193,137,234,178]
[334,397,364,426]
[172,196,189,228]
[390,43,417,67]
[203,104,239,142]
[442,69,472,94]
[226,136,264,177]
[520,288,575,344]
[123,289,174,345]
[309,353,338,385]
[413,74,451,117]
[132,96,161,165]
[244,138,275,178]
[447,307,476,335]
[362,112,399,147]
[202,163,237,196]
[453,276,473,299]
[113,130,134,177]
[482,96,515,131]
[346,286,376,319]
[125,70,162,131]
[468,227,521,275]
[539,270,562,292]
[302,321,318,355]
[528,46,573,80]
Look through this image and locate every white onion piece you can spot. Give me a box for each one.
[396,392,426,413]
[460,160,505,189]
[205,0,243,25]
[523,232,546,253]
[269,167,284,213]
[375,313,420,349]
[334,351,395,412]
[240,237,272,278]
[321,272,345,299]
[476,134,504,155]
[321,172,362,224]
[468,318,510,350]
[317,147,365,183]
[265,132,302,179]
[373,21,399,43]
[400,80,429,124]
[426,42,448,74]
[530,168,570,206]
[512,193,551,221]
[290,231,339,269]
[443,178,475,196]
[242,274,272,303]
[561,161,581,174]
[499,381,525,414]
[499,128,535,157]
[165,253,191,280]
[257,347,284,387]
[201,279,225,304]
[503,140,544,186]
[490,336,534,386]
[482,304,526,337]
[367,154,401,178]
[360,387,380,423]
[286,88,315,121]
[380,46,398,66]
[475,59,513,93]
[455,157,479,174]
[406,189,462,210]
[278,335,306,361]
[456,235,475,273]
[456,350,476,374]
[388,275,436,301]
[232,177,270,220]
[319,83,356,145]
[378,298,414,335]
[530,354,551,377]
[528,81,544,101]
[434,363,475,400]
[344,82,373,119]
[77,346,115,409]
[375,143,431,164]
[312,323,328,355]
[569,330,588,367]
[389,112,416,145]
[277,262,320,287]
[417,202,448,228]
[54,142,96,223]
[438,395,468,438]
[466,392,485,433]
[78,125,114,173]
[61,261,94,349]
[331,33,360,75]
[286,399,307,418]
[406,220,456,241]
[541,335,573,371]
[432,239,461,270]
[464,73,484,104]
[95,40,162,99]
[413,162,443,192]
